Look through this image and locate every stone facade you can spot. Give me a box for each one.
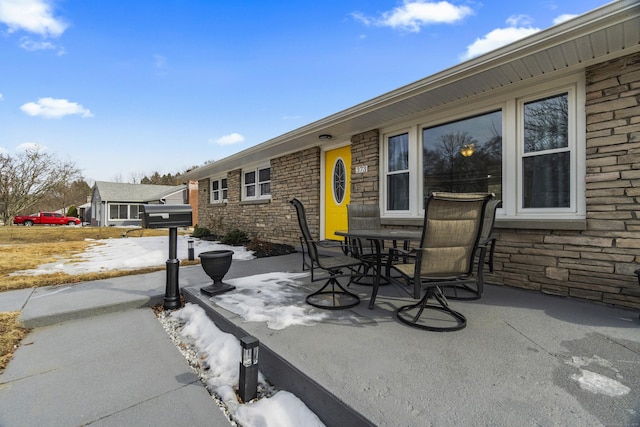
[350,130,380,204]
[197,147,321,244]
[196,52,640,311]
[489,53,640,310]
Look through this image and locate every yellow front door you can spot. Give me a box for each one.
[324,146,351,240]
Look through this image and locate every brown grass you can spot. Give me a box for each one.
[0,226,196,292]
[0,226,200,373]
[0,312,29,373]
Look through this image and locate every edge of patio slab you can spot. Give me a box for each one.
[183,285,375,427]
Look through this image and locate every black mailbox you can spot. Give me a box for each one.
[141,204,192,229]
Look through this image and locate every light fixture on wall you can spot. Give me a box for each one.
[318,134,333,141]
[460,143,475,157]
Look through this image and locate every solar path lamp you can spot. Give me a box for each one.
[239,335,259,402]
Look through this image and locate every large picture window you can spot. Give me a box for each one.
[422,110,503,202]
[243,166,271,200]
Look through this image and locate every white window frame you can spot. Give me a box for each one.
[381,127,417,217]
[210,176,228,204]
[380,72,586,222]
[108,203,144,220]
[515,85,579,217]
[242,164,271,201]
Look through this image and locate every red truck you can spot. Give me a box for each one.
[13,212,81,226]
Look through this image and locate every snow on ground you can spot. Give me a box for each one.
[215,272,328,330]
[11,235,254,276]
[12,235,326,425]
[166,303,325,427]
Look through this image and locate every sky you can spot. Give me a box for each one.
[0,0,615,184]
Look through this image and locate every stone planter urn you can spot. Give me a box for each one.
[199,250,236,296]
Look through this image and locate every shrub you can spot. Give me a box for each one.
[221,229,249,246]
[66,205,78,218]
[192,224,210,238]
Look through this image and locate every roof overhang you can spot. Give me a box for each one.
[182,0,640,181]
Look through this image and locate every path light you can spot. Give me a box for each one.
[239,336,259,402]
[188,240,194,261]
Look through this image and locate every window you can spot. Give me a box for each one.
[210,177,228,203]
[381,76,584,221]
[243,166,271,200]
[109,204,144,220]
[521,93,570,209]
[422,110,502,201]
[332,158,347,204]
[386,133,410,211]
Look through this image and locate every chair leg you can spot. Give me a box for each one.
[306,276,360,310]
[396,287,466,331]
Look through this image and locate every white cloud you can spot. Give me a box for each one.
[210,133,245,146]
[0,0,67,37]
[553,14,577,25]
[20,97,93,119]
[353,0,473,33]
[460,20,540,61]
[0,93,3,101]
[506,14,533,27]
[19,36,64,54]
[16,142,46,152]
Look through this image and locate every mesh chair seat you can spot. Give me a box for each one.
[389,193,492,331]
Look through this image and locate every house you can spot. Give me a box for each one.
[181,1,640,311]
[90,181,188,227]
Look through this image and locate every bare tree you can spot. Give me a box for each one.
[0,147,81,224]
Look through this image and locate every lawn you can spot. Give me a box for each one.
[0,226,196,292]
[0,225,195,372]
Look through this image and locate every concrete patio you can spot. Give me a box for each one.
[1,252,638,426]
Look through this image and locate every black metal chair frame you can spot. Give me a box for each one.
[389,194,491,332]
[291,198,363,310]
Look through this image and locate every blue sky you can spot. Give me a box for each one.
[0,0,613,183]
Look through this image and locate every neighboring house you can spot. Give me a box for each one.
[78,202,91,225]
[182,1,640,311]
[91,181,188,227]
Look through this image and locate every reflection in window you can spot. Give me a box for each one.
[523,93,570,208]
[422,111,502,201]
[387,133,409,210]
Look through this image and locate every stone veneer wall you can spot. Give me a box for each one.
[350,130,380,204]
[196,52,640,310]
[490,52,640,310]
[197,147,321,245]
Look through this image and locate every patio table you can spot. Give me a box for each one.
[335,229,422,309]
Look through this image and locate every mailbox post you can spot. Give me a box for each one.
[141,204,193,310]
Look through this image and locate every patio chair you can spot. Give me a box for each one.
[388,193,491,331]
[432,193,501,300]
[348,204,411,268]
[346,204,382,284]
[290,198,363,310]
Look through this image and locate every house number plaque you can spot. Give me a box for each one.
[355,165,368,174]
